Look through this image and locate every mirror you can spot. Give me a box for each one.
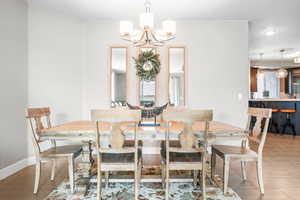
[110,47,128,107]
[168,47,186,106]
[137,47,158,106]
[140,80,156,106]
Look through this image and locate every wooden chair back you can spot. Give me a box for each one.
[246,107,272,155]
[26,107,52,155]
[163,109,213,150]
[91,109,141,152]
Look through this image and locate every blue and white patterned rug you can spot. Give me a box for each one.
[45,173,241,200]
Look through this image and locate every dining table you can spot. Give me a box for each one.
[40,120,247,192]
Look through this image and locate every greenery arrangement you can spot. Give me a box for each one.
[134,50,161,81]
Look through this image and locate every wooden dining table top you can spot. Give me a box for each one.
[40,120,246,141]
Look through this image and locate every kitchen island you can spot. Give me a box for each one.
[249,99,300,135]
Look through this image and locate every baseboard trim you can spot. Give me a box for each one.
[0,156,35,180]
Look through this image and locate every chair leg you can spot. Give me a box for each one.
[138,161,142,189]
[291,124,296,136]
[50,159,56,181]
[256,159,265,195]
[33,161,41,194]
[223,158,230,195]
[268,118,273,133]
[97,165,102,200]
[161,162,166,189]
[105,172,109,188]
[134,163,139,200]
[68,156,74,193]
[134,173,138,200]
[211,152,216,179]
[241,161,247,181]
[202,156,206,200]
[282,124,286,135]
[193,170,198,187]
[165,166,169,200]
[274,122,279,134]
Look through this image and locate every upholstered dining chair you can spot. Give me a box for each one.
[91,109,142,200]
[26,107,82,194]
[211,107,272,195]
[161,109,213,200]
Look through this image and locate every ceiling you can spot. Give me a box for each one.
[27,0,300,61]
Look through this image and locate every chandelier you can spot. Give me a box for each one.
[119,0,176,47]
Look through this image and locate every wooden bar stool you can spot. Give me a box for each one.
[269,109,280,134]
[280,107,296,136]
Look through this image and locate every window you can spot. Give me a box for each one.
[257,71,280,98]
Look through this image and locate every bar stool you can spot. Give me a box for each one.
[269,108,280,134]
[259,101,265,108]
[280,105,297,136]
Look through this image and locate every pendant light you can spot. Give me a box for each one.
[277,49,288,78]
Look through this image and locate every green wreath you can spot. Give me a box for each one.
[134,50,161,81]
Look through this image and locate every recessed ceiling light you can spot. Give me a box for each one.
[264,28,276,36]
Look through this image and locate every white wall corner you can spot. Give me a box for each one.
[0,156,35,181]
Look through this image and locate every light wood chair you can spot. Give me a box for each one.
[26,107,82,194]
[161,109,213,200]
[91,109,142,200]
[211,107,272,195]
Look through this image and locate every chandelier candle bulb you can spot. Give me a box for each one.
[140,13,154,29]
[120,21,133,35]
[163,20,176,35]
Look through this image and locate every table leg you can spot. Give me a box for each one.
[78,141,94,195]
[79,141,93,177]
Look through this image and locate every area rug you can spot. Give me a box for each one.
[45,172,241,200]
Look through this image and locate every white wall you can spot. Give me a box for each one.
[28,5,86,155]
[28,6,85,125]
[84,20,249,127]
[176,20,249,127]
[0,0,28,169]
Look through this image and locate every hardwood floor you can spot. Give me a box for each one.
[1,134,300,200]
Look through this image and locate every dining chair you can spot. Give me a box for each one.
[91,109,142,200]
[211,107,272,195]
[161,109,213,200]
[26,107,82,194]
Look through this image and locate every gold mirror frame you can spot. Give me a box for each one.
[136,46,159,105]
[109,46,129,107]
[167,46,187,106]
